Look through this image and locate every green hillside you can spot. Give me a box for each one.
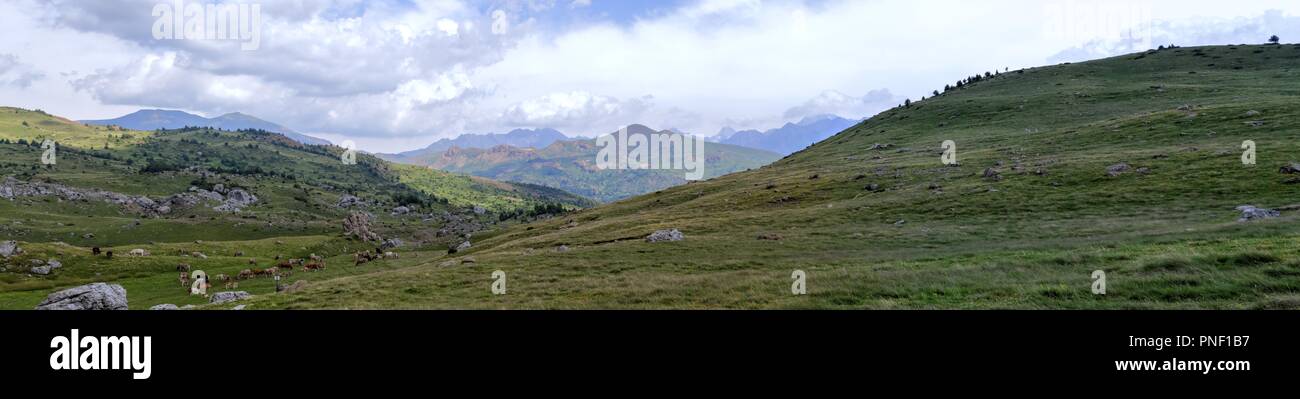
[241,44,1300,309]
[0,118,591,309]
[0,107,151,148]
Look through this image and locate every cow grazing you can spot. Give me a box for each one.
[92,247,101,256]
[176,263,191,272]
[303,263,324,271]
[237,269,255,280]
[247,258,258,265]
[384,252,399,259]
[179,272,190,287]
[129,248,149,257]
[105,251,114,259]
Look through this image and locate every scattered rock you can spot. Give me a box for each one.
[391,206,411,215]
[455,240,472,252]
[1236,205,1280,222]
[82,233,95,239]
[645,229,685,243]
[460,256,477,265]
[35,283,128,310]
[380,238,404,250]
[0,240,20,258]
[1106,163,1131,177]
[343,212,382,242]
[209,291,251,305]
[1245,121,1265,127]
[555,245,570,253]
[31,265,52,275]
[472,205,487,215]
[894,219,906,226]
[213,188,258,212]
[1280,163,1300,174]
[232,305,247,310]
[150,304,179,310]
[1136,167,1151,175]
[865,183,881,192]
[337,195,367,209]
[982,168,1002,180]
[1245,110,1262,117]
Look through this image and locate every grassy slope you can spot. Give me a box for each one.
[244,44,1300,309]
[0,107,151,148]
[0,120,589,308]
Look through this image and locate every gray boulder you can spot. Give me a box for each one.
[35,283,128,310]
[0,240,20,258]
[1236,205,1280,222]
[30,265,52,275]
[149,304,179,310]
[1106,163,1131,177]
[455,240,472,252]
[209,291,251,304]
[646,229,685,243]
[46,259,62,269]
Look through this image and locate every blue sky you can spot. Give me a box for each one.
[1,0,1299,152]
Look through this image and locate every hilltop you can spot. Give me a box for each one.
[241,44,1300,309]
[82,109,330,146]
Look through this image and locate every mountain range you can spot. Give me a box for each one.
[381,128,568,164]
[81,109,331,146]
[381,124,782,202]
[712,114,860,155]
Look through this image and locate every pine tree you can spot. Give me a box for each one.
[1269,35,1280,44]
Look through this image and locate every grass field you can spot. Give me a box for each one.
[4,44,1300,309]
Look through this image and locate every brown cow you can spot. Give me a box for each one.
[179,272,190,287]
[237,269,254,280]
[303,263,324,271]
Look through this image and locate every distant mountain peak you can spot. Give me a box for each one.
[81,109,330,146]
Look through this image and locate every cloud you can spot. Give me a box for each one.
[5,0,1300,153]
[783,89,902,121]
[0,53,44,88]
[1048,9,1300,63]
[502,91,653,134]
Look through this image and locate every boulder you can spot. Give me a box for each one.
[343,212,382,242]
[337,195,366,209]
[280,280,309,294]
[149,304,179,310]
[1106,163,1131,177]
[391,206,410,215]
[645,229,685,243]
[473,205,487,215]
[380,238,404,250]
[1280,163,1300,174]
[47,259,62,269]
[209,291,251,304]
[455,240,472,252]
[35,283,128,310]
[31,265,52,275]
[1236,205,1280,222]
[0,240,20,258]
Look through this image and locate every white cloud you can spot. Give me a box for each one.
[1,0,1299,153]
[783,89,902,121]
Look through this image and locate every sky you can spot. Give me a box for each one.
[0,0,1298,153]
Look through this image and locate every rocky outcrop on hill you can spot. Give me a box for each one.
[35,283,128,310]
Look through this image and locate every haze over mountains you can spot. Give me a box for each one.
[82,109,331,146]
[712,114,861,155]
[381,128,568,164]
[380,124,781,202]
